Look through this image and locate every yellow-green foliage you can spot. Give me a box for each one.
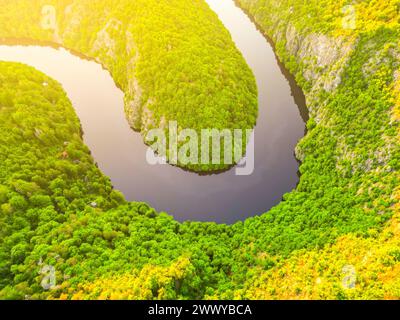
[57,257,193,300]
[232,198,400,300]
[239,0,400,36]
[391,54,400,124]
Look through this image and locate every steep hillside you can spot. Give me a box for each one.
[231,0,400,298]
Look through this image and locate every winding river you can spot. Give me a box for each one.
[0,0,307,224]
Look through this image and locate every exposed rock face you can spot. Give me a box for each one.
[288,34,354,168]
[236,1,365,173]
[251,5,354,100]
[59,7,155,135]
[297,32,353,92]
[280,23,356,113]
[237,0,355,116]
[124,30,144,131]
[281,24,400,176]
[285,24,300,55]
[124,31,156,134]
[125,54,144,132]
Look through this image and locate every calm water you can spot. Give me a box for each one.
[0,0,307,223]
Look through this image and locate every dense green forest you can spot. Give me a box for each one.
[0,62,239,299]
[0,0,400,299]
[0,0,258,172]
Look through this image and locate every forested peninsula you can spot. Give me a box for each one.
[0,0,258,172]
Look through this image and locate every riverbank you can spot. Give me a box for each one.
[232,0,400,299]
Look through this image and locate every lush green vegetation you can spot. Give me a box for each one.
[233,0,400,298]
[0,0,258,172]
[0,62,240,299]
[0,0,399,300]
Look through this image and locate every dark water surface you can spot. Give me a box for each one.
[0,0,307,224]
